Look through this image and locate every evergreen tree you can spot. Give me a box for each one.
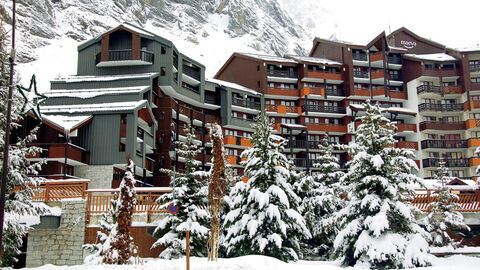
[294,138,345,259]
[84,158,138,264]
[0,20,45,267]
[331,101,432,268]
[424,162,470,248]
[152,123,209,259]
[222,112,310,262]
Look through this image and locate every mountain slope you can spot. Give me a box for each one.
[0,0,334,90]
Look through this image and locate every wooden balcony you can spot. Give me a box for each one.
[466,119,480,129]
[371,69,385,80]
[305,70,343,81]
[412,191,480,212]
[389,90,407,99]
[470,65,480,72]
[420,121,465,131]
[397,123,417,133]
[468,138,480,148]
[395,141,418,150]
[418,103,463,112]
[306,123,348,133]
[443,85,463,94]
[266,88,299,97]
[470,157,480,167]
[369,52,383,62]
[223,136,252,147]
[24,180,90,202]
[469,100,480,110]
[421,139,467,149]
[28,143,90,165]
[265,104,300,114]
[352,87,370,96]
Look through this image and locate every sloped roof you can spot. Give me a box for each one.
[44,86,150,99]
[403,53,457,62]
[41,100,149,114]
[42,114,93,132]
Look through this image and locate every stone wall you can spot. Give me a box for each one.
[75,165,113,189]
[26,199,87,267]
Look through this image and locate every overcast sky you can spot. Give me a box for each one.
[282,0,480,49]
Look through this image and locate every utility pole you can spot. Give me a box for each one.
[0,0,16,254]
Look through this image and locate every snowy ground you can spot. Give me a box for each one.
[16,254,480,270]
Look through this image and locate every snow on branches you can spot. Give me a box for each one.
[331,101,432,268]
[424,162,470,248]
[152,123,209,259]
[84,158,138,264]
[223,113,310,262]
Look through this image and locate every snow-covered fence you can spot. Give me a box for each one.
[85,187,172,223]
[412,190,480,212]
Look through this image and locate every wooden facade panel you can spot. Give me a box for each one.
[215,55,264,93]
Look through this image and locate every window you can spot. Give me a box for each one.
[441,99,456,104]
[161,67,166,76]
[472,95,480,101]
[440,116,459,122]
[161,46,166,54]
[472,77,480,84]
[257,65,260,71]
[421,81,433,86]
[426,134,437,139]
[423,116,436,121]
[422,99,436,104]
[442,81,455,86]
[472,131,480,138]
[257,81,260,88]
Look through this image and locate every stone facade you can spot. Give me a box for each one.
[26,199,87,267]
[75,165,113,189]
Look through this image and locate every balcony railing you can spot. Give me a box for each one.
[182,64,201,81]
[95,49,155,65]
[388,56,402,65]
[302,104,346,114]
[470,65,480,72]
[419,121,466,131]
[267,70,298,78]
[353,53,368,61]
[422,158,469,168]
[28,143,90,165]
[353,70,369,78]
[418,103,464,112]
[232,97,261,110]
[325,88,345,96]
[417,85,441,94]
[421,139,468,149]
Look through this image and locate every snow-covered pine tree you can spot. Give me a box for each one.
[294,137,345,259]
[152,123,209,259]
[0,19,45,267]
[223,112,310,262]
[331,101,432,268]
[83,158,138,264]
[424,162,470,248]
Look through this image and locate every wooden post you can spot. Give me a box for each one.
[81,181,86,199]
[186,230,190,270]
[45,182,50,203]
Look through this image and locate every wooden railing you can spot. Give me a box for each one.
[26,180,90,202]
[411,191,480,212]
[85,189,171,223]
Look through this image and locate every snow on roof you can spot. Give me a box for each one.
[118,22,155,37]
[238,52,297,63]
[42,114,93,131]
[404,53,457,62]
[285,55,342,66]
[41,100,148,114]
[207,78,261,96]
[87,187,172,193]
[458,46,480,52]
[44,86,150,99]
[52,73,158,83]
[388,46,408,52]
[281,123,307,129]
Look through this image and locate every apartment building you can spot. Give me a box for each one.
[22,23,480,187]
[217,28,480,181]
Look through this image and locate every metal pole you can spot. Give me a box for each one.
[63,130,69,179]
[0,0,16,254]
[186,230,190,270]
